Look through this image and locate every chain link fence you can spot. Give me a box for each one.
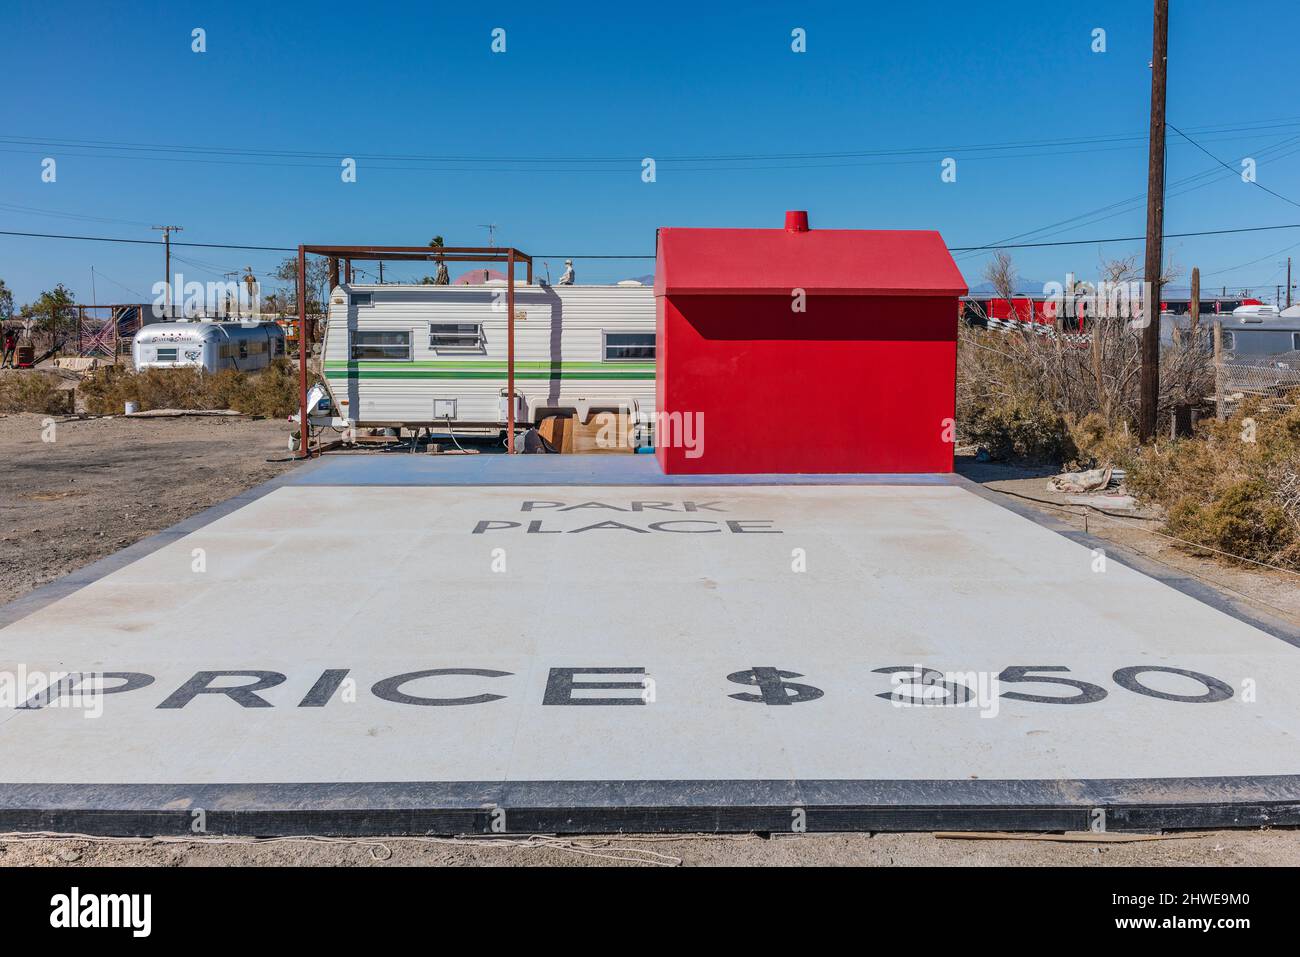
[1219,357,1300,411]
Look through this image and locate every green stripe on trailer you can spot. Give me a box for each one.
[325,370,655,380]
[324,361,655,371]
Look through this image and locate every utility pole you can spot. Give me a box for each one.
[1288,256,1293,308]
[152,225,183,318]
[378,262,384,284]
[1189,266,1200,338]
[1139,0,1168,442]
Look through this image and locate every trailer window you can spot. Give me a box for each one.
[603,332,655,361]
[155,347,178,361]
[351,330,411,360]
[1293,333,1300,351]
[429,323,484,352]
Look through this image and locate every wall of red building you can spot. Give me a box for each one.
[655,294,957,474]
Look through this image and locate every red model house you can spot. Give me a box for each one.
[654,211,967,474]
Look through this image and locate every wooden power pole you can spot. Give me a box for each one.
[1189,266,1200,337]
[1139,0,1168,442]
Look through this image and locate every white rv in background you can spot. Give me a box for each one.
[132,319,287,373]
[320,281,656,428]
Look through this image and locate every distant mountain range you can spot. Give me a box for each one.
[614,275,1054,296]
[966,279,1048,296]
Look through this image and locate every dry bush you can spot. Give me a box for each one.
[959,251,1209,465]
[0,371,73,414]
[205,361,304,418]
[1123,400,1300,570]
[957,322,1211,465]
[960,395,1078,463]
[78,360,304,418]
[959,250,1299,569]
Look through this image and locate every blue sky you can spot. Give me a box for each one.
[3,0,1300,306]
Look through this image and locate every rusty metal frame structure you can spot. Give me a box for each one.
[294,245,533,458]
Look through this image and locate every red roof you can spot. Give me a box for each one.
[453,268,508,285]
[655,216,967,297]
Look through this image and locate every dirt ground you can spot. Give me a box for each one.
[0,412,298,605]
[2,830,1299,868]
[1,416,1296,866]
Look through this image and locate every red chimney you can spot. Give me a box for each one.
[784,210,810,232]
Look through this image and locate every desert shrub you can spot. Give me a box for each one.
[77,360,307,418]
[213,360,302,418]
[1164,481,1297,568]
[1066,413,1141,471]
[0,371,73,414]
[956,321,1212,462]
[960,396,1078,463]
[1123,401,1300,570]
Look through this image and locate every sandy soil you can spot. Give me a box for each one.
[0,412,298,605]
[1,420,1295,866]
[2,830,1298,867]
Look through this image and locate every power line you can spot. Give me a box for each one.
[1168,122,1300,210]
[955,222,1300,250]
[89,266,149,301]
[0,229,294,251]
[1201,238,1300,277]
[0,201,154,228]
[4,117,1300,173]
[952,134,1300,260]
[8,222,1300,259]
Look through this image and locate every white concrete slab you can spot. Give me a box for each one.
[2,473,1297,833]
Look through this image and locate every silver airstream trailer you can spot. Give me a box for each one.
[1161,306,1300,358]
[132,320,287,372]
[1219,305,1300,358]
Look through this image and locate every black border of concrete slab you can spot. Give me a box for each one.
[1,777,1297,836]
[2,456,1297,836]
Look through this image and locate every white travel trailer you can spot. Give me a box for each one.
[320,281,656,428]
[132,319,287,373]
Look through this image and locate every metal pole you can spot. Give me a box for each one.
[1139,0,1168,442]
[1213,318,1224,422]
[297,245,310,457]
[507,248,516,453]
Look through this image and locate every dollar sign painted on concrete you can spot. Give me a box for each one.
[726,667,824,705]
